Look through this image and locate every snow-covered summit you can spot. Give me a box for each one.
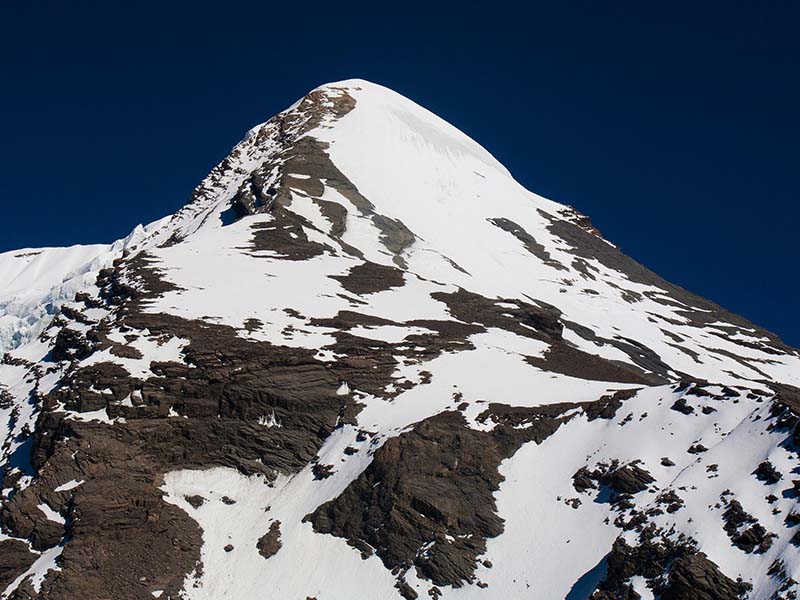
[132,77,798,388]
[1,80,799,600]
[314,78,512,175]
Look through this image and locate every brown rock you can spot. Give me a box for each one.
[256,521,282,559]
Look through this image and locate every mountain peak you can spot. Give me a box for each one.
[309,77,512,176]
[312,77,384,91]
[1,81,799,599]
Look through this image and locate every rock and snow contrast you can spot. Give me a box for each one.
[1,79,799,600]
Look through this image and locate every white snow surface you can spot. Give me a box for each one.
[53,479,84,493]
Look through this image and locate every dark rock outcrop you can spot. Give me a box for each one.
[310,397,625,587]
[257,520,282,559]
[592,537,750,600]
[0,539,38,590]
[661,553,752,599]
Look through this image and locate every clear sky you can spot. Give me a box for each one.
[2,2,798,346]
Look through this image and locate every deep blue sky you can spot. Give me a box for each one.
[2,3,798,346]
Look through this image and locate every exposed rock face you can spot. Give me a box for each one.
[0,251,376,598]
[332,261,406,295]
[1,79,800,599]
[310,405,580,587]
[573,460,655,498]
[0,540,37,589]
[592,538,751,600]
[662,553,753,600]
[722,499,776,554]
[257,521,282,559]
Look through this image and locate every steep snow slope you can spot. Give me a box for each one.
[1,80,799,600]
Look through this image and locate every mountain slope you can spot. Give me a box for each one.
[1,79,799,600]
